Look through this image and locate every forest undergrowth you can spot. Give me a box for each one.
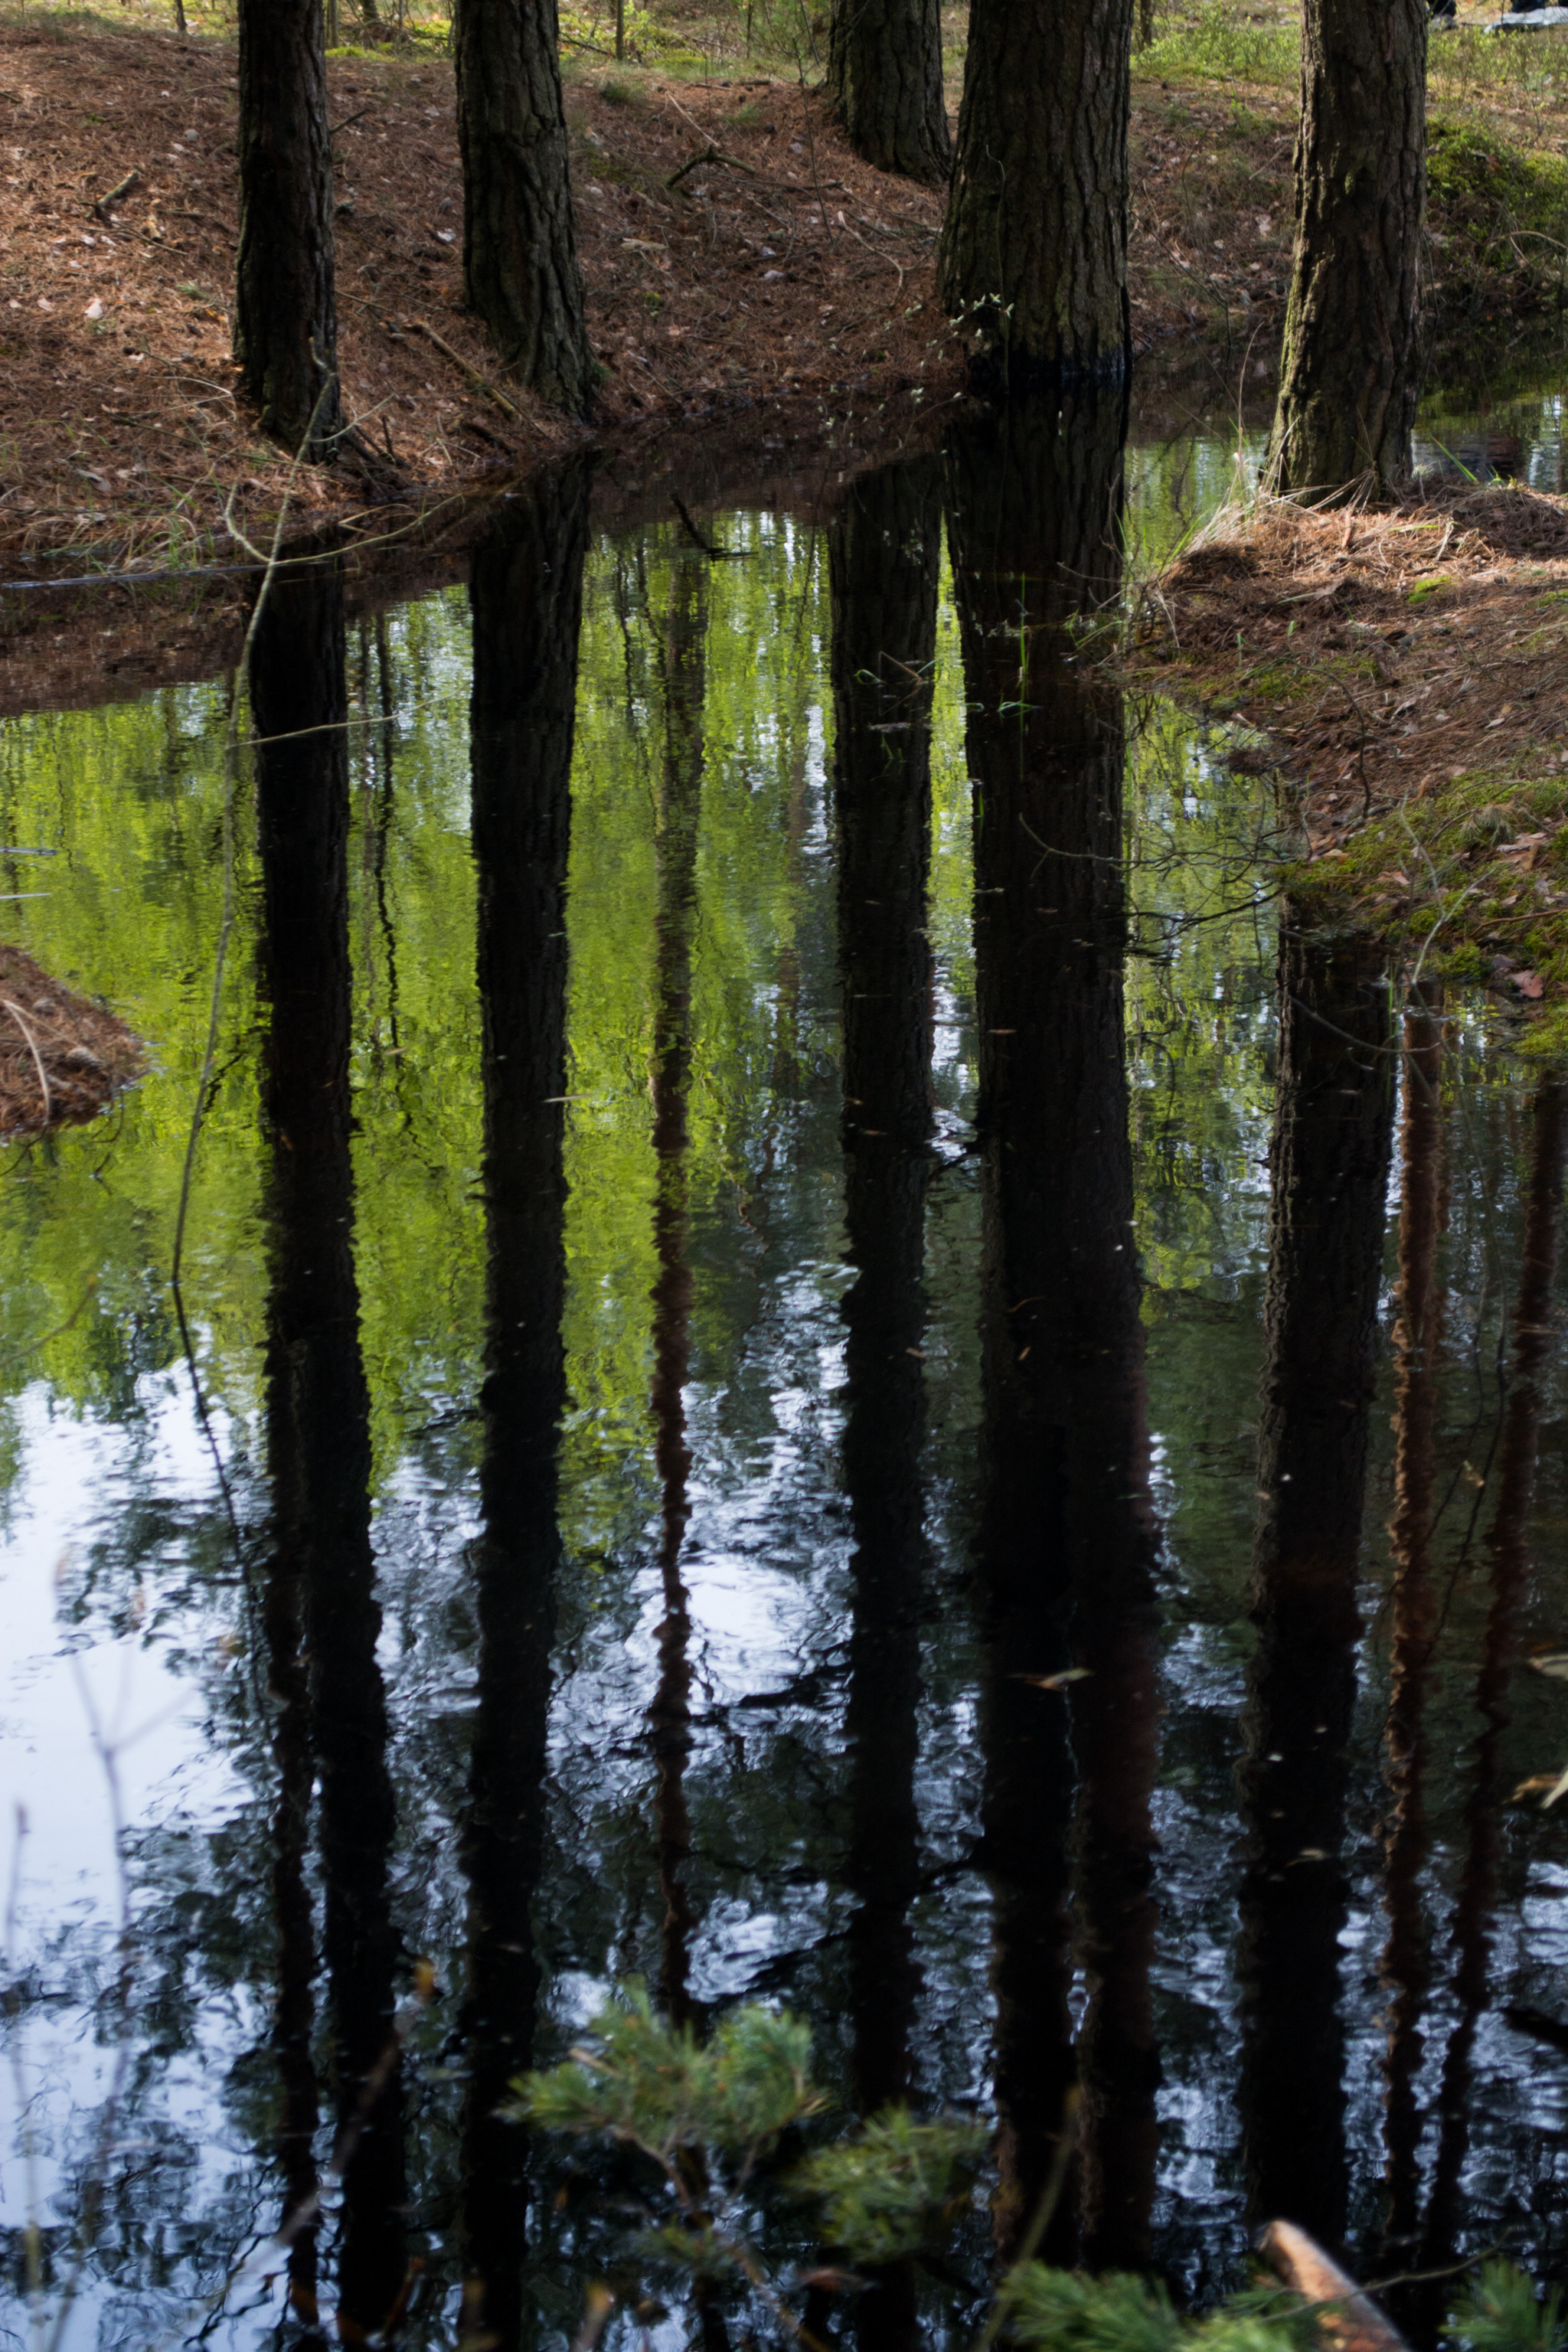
[505,1987,1568,2352]
[1125,478,1568,1049]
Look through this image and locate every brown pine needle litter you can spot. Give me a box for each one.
[0,939,143,1137]
[1126,476,1568,1046]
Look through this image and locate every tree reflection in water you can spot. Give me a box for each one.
[831,449,940,2352]
[3,437,1568,2352]
[1378,985,1446,2271]
[253,555,406,2345]
[948,396,1162,2275]
[1235,920,1395,2258]
[456,466,590,2352]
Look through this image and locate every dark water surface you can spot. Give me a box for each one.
[1,397,1567,2352]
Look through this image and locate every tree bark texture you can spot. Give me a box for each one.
[458,466,590,2352]
[826,0,950,186]
[235,0,343,459]
[252,560,406,2339]
[830,455,939,2352]
[937,0,1130,390]
[452,0,593,412]
[1236,917,1395,2257]
[1269,0,1426,495]
[946,396,1158,2266]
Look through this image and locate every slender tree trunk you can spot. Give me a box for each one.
[826,0,949,186]
[457,466,590,2352]
[948,396,1148,2265]
[235,0,343,459]
[937,0,1130,390]
[252,560,406,2341]
[1236,916,1396,2258]
[452,0,593,413]
[830,455,939,2352]
[1268,0,1426,495]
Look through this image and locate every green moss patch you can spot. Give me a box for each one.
[1285,759,1568,1048]
[1428,116,1568,296]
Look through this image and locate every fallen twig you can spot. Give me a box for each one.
[1504,2002,1568,2055]
[91,166,140,223]
[672,492,740,559]
[408,318,522,423]
[2,998,52,1125]
[668,142,757,188]
[1261,2220,1410,2352]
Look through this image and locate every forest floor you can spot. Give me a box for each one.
[0,0,1565,562]
[1126,479,1568,1049]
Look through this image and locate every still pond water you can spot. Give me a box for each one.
[1,390,1567,2351]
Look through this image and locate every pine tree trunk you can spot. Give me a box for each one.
[234,0,343,459]
[826,0,949,186]
[1269,0,1426,495]
[937,0,1131,389]
[452,0,593,413]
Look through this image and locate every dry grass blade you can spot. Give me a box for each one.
[1,996,52,1123]
[0,944,143,1138]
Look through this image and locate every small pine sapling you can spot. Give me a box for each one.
[791,2106,989,2265]
[517,1985,1563,2352]
[1445,2263,1568,2352]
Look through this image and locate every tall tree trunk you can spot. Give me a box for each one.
[826,0,949,186]
[452,0,593,413]
[830,454,939,2352]
[1236,916,1396,2257]
[252,560,406,2341]
[1268,0,1426,495]
[947,396,1152,2265]
[937,0,1130,390]
[235,0,343,459]
[456,467,589,2352]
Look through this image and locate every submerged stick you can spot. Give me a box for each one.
[409,318,522,421]
[1260,2221,1410,2352]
